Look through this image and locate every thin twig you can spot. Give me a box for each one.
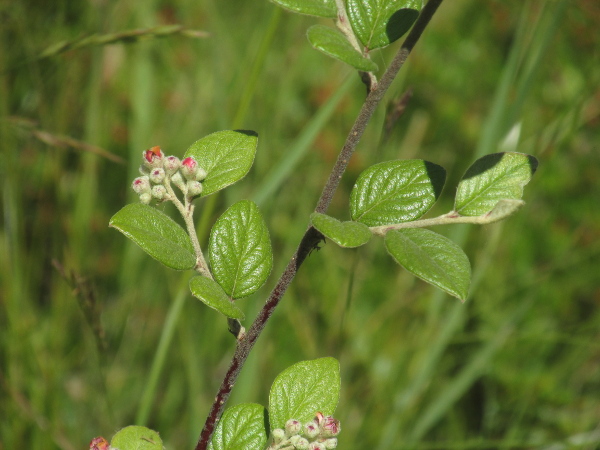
[195,1,444,448]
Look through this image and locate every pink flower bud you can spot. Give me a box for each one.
[89,437,110,450]
[308,442,326,450]
[149,168,166,184]
[164,155,181,175]
[320,416,340,438]
[285,419,302,437]
[132,176,151,194]
[304,421,319,439]
[143,146,164,168]
[181,157,199,180]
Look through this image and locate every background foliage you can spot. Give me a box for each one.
[1,0,599,448]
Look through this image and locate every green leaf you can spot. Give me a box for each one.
[454,152,538,216]
[350,160,446,227]
[270,0,337,18]
[184,130,258,196]
[208,403,268,450]
[109,203,195,270]
[269,357,340,430]
[209,200,273,299]
[110,426,163,450]
[347,0,421,50]
[310,213,372,248]
[307,25,379,72]
[385,228,470,301]
[189,276,245,320]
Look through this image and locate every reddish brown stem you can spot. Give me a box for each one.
[195,1,444,448]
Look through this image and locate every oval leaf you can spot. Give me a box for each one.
[270,0,337,18]
[208,403,268,450]
[269,357,340,430]
[189,276,245,320]
[307,25,379,72]
[350,160,446,227]
[209,200,273,299]
[347,0,421,50]
[109,203,195,270]
[310,213,372,248]
[110,426,163,450]
[385,228,470,301]
[184,130,258,196]
[454,152,538,216]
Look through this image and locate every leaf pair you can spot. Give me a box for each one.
[272,0,422,71]
[311,153,538,301]
[209,358,340,450]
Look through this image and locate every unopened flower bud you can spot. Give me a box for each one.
[132,176,151,194]
[285,419,302,437]
[89,437,110,450]
[149,168,166,184]
[164,155,181,175]
[195,166,207,181]
[143,146,164,168]
[304,421,319,439]
[187,180,203,196]
[324,438,337,449]
[171,171,186,193]
[180,156,199,180]
[320,416,340,438]
[271,428,285,444]
[139,193,152,204]
[290,436,309,449]
[151,185,167,199]
[308,442,325,450]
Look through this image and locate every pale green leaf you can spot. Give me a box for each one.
[347,0,421,50]
[350,160,446,227]
[209,200,272,299]
[454,152,538,216]
[110,426,163,450]
[189,276,245,320]
[310,213,372,248]
[109,203,195,270]
[307,25,379,72]
[208,403,268,450]
[385,228,470,301]
[269,358,340,430]
[184,130,258,196]
[270,0,337,18]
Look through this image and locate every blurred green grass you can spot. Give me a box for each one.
[1,0,599,449]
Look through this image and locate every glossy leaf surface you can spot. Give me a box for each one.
[209,200,272,299]
[269,357,340,430]
[109,203,195,270]
[307,25,379,72]
[455,152,538,216]
[189,276,245,320]
[310,213,372,248]
[208,403,268,450]
[350,160,446,227]
[385,228,470,301]
[347,0,421,50]
[270,0,337,18]
[184,130,258,196]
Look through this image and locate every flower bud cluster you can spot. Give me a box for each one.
[267,413,340,450]
[132,146,208,204]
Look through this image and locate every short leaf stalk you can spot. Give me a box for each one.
[195,1,445,448]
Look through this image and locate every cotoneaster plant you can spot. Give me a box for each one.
[92,0,538,449]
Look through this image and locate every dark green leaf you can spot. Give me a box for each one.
[184,130,258,196]
[208,403,268,450]
[307,25,379,72]
[270,0,337,18]
[385,228,470,301]
[454,152,538,216]
[189,276,245,320]
[347,0,421,50]
[350,160,446,227]
[310,213,372,248]
[109,203,195,270]
[209,200,272,299]
[269,358,340,430]
[110,426,163,450]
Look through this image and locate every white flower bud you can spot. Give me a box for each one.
[149,168,166,184]
[164,155,181,175]
[139,193,152,204]
[187,180,203,196]
[271,428,285,444]
[151,185,167,199]
[195,166,207,181]
[171,171,187,193]
[132,176,151,194]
